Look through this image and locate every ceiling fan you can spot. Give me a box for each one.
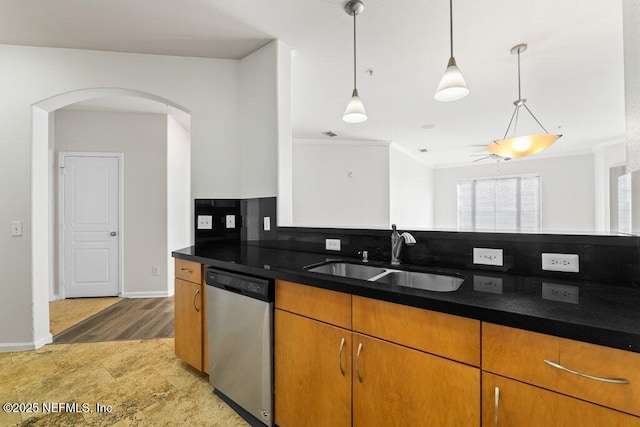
[469,152,512,163]
[468,145,511,162]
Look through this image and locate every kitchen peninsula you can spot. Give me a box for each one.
[173,227,640,426]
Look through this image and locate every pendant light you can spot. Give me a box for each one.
[343,0,367,123]
[434,0,469,102]
[486,44,562,158]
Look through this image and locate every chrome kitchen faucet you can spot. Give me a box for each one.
[390,224,416,265]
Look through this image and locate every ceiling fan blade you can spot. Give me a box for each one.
[472,155,493,162]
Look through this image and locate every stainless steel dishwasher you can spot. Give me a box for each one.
[205,267,274,427]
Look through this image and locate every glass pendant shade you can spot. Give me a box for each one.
[487,134,561,158]
[343,89,368,123]
[434,57,469,102]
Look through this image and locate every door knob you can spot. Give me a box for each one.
[110,231,117,236]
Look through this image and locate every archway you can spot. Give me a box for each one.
[31,87,191,348]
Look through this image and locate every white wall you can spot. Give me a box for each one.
[55,110,171,297]
[0,44,240,350]
[389,144,434,229]
[593,142,626,231]
[292,139,390,227]
[239,41,279,199]
[433,154,597,233]
[624,0,640,173]
[167,115,192,291]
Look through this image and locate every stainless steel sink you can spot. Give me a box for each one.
[305,261,464,292]
[306,262,387,280]
[374,270,464,292]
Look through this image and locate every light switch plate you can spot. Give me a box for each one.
[11,220,22,237]
[473,248,503,266]
[325,238,341,251]
[263,216,271,231]
[225,215,235,229]
[197,215,212,230]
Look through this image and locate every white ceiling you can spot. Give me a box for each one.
[2,0,625,167]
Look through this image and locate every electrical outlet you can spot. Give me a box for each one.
[263,216,271,231]
[473,248,504,266]
[542,282,579,304]
[541,253,579,272]
[152,266,160,276]
[197,215,212,230]
[225,215,236,229]
[473,275,503,294]
[325,238,341,251]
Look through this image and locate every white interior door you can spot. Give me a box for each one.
[61,154,120,298]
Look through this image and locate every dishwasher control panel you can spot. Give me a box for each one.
[205,268,273,302]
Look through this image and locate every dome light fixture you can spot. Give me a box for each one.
[487,44,562,158]
[434,0,469,102]
[343,0,368,123]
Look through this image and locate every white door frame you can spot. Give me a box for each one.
[58,152,124,299]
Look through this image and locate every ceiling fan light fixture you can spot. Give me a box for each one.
[434,57,469,102]
[486,43,562,158]
[343,0,368,123]
[435,0,468,102]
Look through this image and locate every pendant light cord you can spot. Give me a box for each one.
[353,12,357,90]
[449,0,454,58]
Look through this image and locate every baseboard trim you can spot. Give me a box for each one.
[121,290,174,298]
[0,333,52,353]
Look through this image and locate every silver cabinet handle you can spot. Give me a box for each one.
[543,359,630,384]
[356,342,364,383]
[110,231,117,236]
[193,289,201,312]
[339,338,346,376]
[494,386,500,427]
[181,268,193,273]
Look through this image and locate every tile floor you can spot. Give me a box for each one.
[0,338,249,426]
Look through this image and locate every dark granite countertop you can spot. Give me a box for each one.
[173,242,640,354]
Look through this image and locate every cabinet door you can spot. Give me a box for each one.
[483,372,640,427]
[275,309,351,427]
[174,278,202,371]
[353,333,480,427]
[202,283,208,374]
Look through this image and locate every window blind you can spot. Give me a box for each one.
[457,175,540,232]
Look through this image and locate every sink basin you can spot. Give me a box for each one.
[374,271,464,292]
[306,262,387,280]
[306,261,464,292]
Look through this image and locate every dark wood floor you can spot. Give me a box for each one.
[53,297,174,343]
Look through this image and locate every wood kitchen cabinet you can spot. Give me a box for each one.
[352,296,480,427]
[482,323,640,426]
[275,280,352,427]
[174,258,208,373]
[274,281,481,427]
[275,309,352,427]
[482,372,640,427]
[353,333,480,426]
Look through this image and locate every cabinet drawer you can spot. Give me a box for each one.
[483,372,640,427]
[353,296,480,366]
[483,323,640,416]
[275,280,351,329]
[175,258,202,284]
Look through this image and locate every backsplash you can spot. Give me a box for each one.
[254,227,640,287]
